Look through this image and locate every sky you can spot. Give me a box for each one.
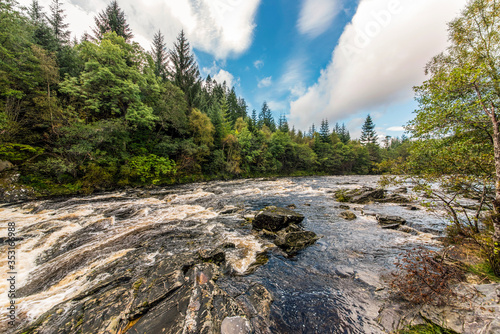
[17,0,469,139]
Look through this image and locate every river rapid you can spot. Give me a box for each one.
[0,176,447,333]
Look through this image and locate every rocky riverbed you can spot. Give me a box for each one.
[0,176,498,333]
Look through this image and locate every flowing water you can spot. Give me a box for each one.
[0,176,448,333]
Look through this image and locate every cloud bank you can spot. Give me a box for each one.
[18,0,261,59]
[290,0,468,128]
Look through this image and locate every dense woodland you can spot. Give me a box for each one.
[0,0,410,195]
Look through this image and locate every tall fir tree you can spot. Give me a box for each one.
[93,0,133,41]
[168,30,201,108]
[360,114,377,144]
[27,0,58,51]
[150,30,168,81]
[258,101,276,132]
[278,114,289,133]
[319,119,330,142]
[48,0,70,45]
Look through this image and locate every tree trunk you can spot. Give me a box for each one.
[489,110,500,275]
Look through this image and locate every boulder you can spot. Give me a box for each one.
[338,205,350,210]
[221,316,252,334]
[252,206,304,232]
[376,214,406,228]
[336,187,385,204]
[376,193,410,204]
[339,210,357,220]
[0,160,13,173]
[274,225,319,255]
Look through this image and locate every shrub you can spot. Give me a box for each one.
[128,154,176,184]
[390,247,464,306]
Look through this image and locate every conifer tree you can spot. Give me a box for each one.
[360,114,377,144]
[319,119,330,142]
[93,0,133,41]
[150,30,168,81]
[278,114,289,133]
[168,30,201,108]
[48,0,70,44]
[258,101,276,132]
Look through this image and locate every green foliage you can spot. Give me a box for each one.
[360,114,377,144]
[396,322,459,334]
[0,143,44,163]
[127,154,176,184]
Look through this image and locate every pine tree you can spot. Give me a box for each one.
[339,123,350,144]
[47,0,70,45]
[93,0,133,41]
[309,124,316,137]
[150,30,168,81]
[360,114,377,144]
[258,101,276,132]
[168,30,201,108]
[27,0,57,51]
[278,114,289,133]
[319,119,330,142]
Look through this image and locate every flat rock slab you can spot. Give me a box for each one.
[252,206,304,232]
[221,316,252,334]
[376,214,406,226]
[339,210,357,220]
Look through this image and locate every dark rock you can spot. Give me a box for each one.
[0,160,14,173]
[220,206,240,214]
[398,226,420,235]
[338,205,350,210]
[287,204,297,209]
[339,210,357,220]
[252,206,304,232]
[380,224,401,230]
[376,193,410,204]
[274,225,319,255]
[197,248,226,265]
[394,187,408,194]
[336,187,386,204]
[376,214,406,227]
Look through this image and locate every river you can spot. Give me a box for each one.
[0,176,447,333]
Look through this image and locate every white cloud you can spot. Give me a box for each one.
[290,0,468,129]
[254,60,264,69]
[17,0,261,59]
[213,69,236,88]
[258,76,272,88]
[298,0,341,37]
[387,126,405,132]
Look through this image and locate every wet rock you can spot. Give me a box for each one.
[338,204,350,210]
[197,248,226,265]
[376,214,406,228]
[221,316,252,334]
[274,225,319,255]
[0,160,14,172]
[287,204,297,209]
[220,206,240,214]
[336,187,385,204]
[394,187,408,194]
[339,210,357,220]
[398,226,420,235]
[376,193,410,204]
[252,206,304,232]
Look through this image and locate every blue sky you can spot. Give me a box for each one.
[18,0,468,139]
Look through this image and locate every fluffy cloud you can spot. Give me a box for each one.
[290,0,468,128]
[258,76,272,88]
[387,126,405,132]
[298,0,340,37]
[213,69,236,88]
[18,0,261,59]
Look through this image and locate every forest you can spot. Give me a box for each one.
[0,0,410,196]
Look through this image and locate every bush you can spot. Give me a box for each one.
[128,154,176,184]
[390,247,464,306]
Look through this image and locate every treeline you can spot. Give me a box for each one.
[0,0,409,195]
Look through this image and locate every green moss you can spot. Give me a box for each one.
[133,278,144,291]
[396,323,459,334]
[467,262,500,282]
